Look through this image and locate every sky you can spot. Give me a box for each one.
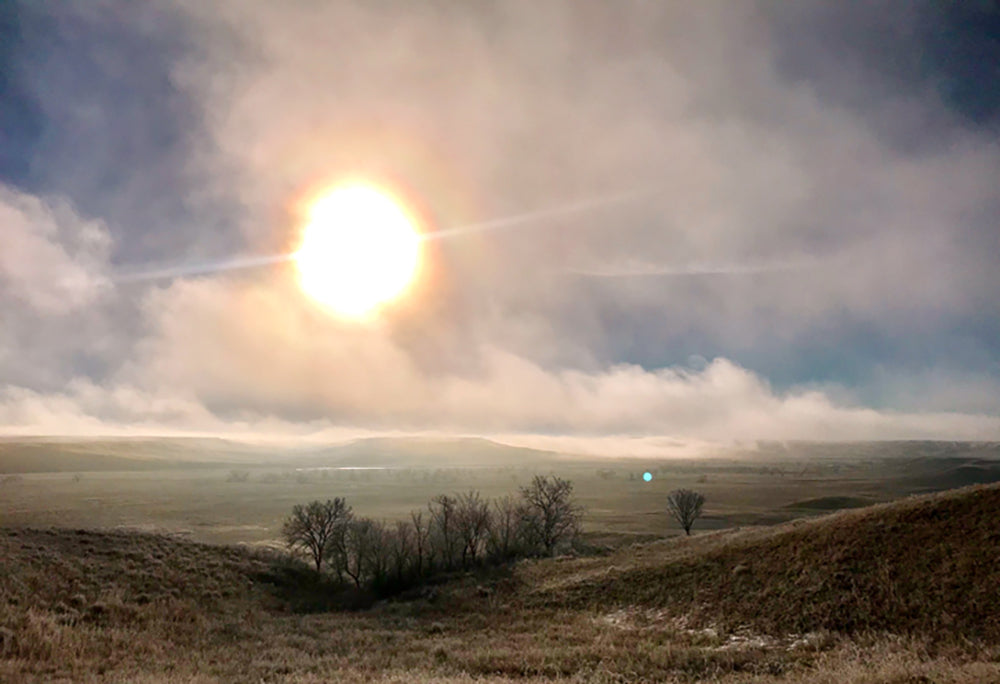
[1,0,999,452]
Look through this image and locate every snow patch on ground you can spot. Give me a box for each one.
[596,607,831,652]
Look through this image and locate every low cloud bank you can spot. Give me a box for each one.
[2,275,996,450]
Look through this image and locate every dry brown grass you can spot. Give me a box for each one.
[524,483,1000,642]
[3,484,1000,682]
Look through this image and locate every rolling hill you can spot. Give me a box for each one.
[525,482,1000,641]
[0,435,565,473]
[3,484,1000,682]
[3,436,999,475]
[294,436,563,468]
[0,436,270,472]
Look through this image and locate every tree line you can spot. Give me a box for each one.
[282,474,583,593]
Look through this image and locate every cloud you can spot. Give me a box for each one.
[1,262,996,444]
[0,184,125,392]
[170,0,1000,354]
[0,186,110,314]
[0,1,998,448]
[63,275,988,443]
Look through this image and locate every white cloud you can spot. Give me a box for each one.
[52,275,986,444]
[1,2,998,449]
[168,0,1000,356]
[0,186,111,314]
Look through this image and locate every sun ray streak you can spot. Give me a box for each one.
[564,258,815,278]
[113,254,294,283]
[110,187,652,284]
[423,187,651,242]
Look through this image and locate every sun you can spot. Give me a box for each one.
[294,184,421,318]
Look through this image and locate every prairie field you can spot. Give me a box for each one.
[2,483,1000,682]
[4,438,999,546]
[3,439,1000,682]
[5,0,1000,680]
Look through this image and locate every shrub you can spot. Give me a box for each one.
[225,470,250,483]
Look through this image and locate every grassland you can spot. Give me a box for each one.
[3,484,1000,682]
[0,463,921,545]
[3,439,1000,681]
[2,440,999,547]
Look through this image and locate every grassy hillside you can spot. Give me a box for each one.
[3,486,1000,682]
[525,483,1000,641]
[782,496,873,510]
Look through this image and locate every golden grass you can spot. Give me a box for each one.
[526,484,1000,641]
[3,485,1000,682]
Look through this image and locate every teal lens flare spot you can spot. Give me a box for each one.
[642,472,652,482]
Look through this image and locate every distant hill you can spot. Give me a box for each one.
[0,437,260,472]
[3,435,999,474]
[903,460,1000,491]
[0,435,563,473]
[745,440,1000,462]
[293,436,563,468]
[530,483,1000,641]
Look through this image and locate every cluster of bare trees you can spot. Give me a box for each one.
[282,475,582,592]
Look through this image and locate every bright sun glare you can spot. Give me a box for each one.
[295,184,421,318]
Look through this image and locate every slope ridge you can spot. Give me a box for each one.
[528,483,1000,641]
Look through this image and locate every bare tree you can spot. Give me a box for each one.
[364,519,392,587]
[486,495,523,562]
[390,519,414,584]
[343,517,390,588]
[428,494,460,570]
[667,489,705,535]
[455,490,491,567]
[410,510,430,577]
[281,498,353,575]
[519,475,582,555]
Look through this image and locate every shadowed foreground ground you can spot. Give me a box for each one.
[2,484,1000,682]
